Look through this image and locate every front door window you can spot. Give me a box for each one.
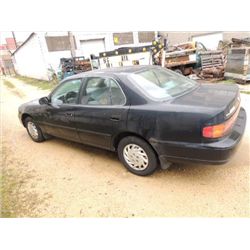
[51,79,82,105]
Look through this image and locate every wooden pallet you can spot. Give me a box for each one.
[200,51,224,69]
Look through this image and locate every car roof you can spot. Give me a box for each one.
[65,65,160,80]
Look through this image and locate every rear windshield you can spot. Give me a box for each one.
[129,67,198,101]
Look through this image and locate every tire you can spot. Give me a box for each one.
[117,136,158,176]
[24,117,45,142]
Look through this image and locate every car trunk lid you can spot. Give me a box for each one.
[172,83,240,121]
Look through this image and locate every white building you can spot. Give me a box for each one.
[12,31,157,80]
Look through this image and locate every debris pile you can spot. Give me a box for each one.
[59,56,92,79]
[231,37,250,47]
[167,42,195,52]
[161,41,227,79]
[73,57,92,74]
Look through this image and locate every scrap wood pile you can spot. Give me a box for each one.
[61,57,92,75]
[197,51,225,80]
[217,37,250,53]
[231,37,250,47]
[167,42,194,52]
[73,57,92,73]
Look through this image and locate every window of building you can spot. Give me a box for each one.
[113,32,134,45]
[45,36,76,52]
[138,32,155,43]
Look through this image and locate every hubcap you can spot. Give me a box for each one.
[27,121,39,139]
[123,144,149,171]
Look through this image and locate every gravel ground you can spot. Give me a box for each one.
[1,77,249,217]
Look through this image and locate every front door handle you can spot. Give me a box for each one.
[65,112,73,117]
[110,115,121,121]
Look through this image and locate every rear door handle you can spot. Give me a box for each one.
[110,115,121,121]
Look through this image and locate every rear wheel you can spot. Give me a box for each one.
[118,136,158,176]
[24,117,45,142]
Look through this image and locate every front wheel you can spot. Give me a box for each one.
[24,117,45,142]
[118,136,158,176]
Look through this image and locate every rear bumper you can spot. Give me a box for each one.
[151,108,247,168]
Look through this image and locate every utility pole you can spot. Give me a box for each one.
[68,31,76,58]
[12,31,18,49]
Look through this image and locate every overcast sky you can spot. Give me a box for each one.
[0,31,31,44]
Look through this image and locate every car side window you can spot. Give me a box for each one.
[51,79,82,105]
[109,79,126,105]
[81,77,126,105]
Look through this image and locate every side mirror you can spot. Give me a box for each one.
[39,96,50,105]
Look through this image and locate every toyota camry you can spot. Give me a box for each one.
[18,66,247,176]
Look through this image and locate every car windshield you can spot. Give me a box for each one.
[129,67,198,101]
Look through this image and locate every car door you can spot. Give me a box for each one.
[74,76,129,150]
[42,78,83,142]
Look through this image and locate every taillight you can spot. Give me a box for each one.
[202,107,240,138]
[202,124,225,138]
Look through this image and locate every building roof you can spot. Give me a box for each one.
[12,32,35,55]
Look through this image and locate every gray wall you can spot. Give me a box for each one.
[223,32,250,42]
[159,31,250,45]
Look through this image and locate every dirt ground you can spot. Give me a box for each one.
[1,77,249,217]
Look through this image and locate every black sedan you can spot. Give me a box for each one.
[18,66,246,176]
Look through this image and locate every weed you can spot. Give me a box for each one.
[240,91,250,95]
[15,75,58,90]
[3,79,15,89]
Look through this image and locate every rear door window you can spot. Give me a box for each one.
[80,77,126,105]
